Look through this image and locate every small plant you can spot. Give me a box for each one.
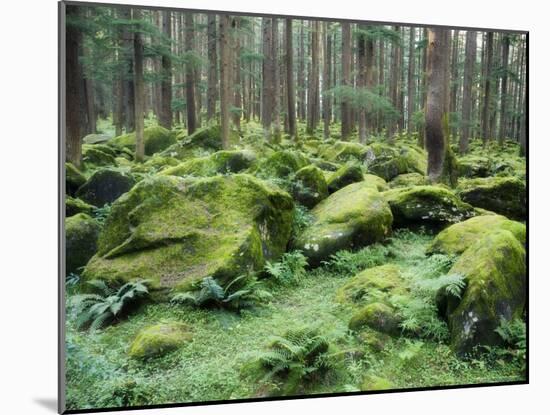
[323,244,390,276]
[66,272,81,287]
[93,203,112,225]
[171,275,272,311]
[72,279,150,330]
[291,204,314,239]
[251,326,335,394]
[492,318,526,371]
[415,273,466,299]
[264,251,308,285]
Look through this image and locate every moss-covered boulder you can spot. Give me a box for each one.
[319,141,368,163]
[66,162,86,196]
[292,182,393,266]
[175,124,227,151]
[363,174,388,191]
[336,265,405,305]
[428,215,526,256]
[457,177,526,220]
[83,174,294,289]
[255,150,310,179]
[110,125,175,156]
[76,168,136,207]
[83,133,111,144]
[128,322,192,359]
[457,155,491,178]
[438,230,526,355]
[161,150,257,177]
[365,142,427,181]
[291,165,329,208]
[82,144,117,167]
[349,302,402,334]
[66,213,100,274]
[361,376,395,391]
[383,186,475,228]
[389,172,427,188]
[66,196,95,217]
[327,164,364,193]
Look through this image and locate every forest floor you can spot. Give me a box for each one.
[65,229,524,410]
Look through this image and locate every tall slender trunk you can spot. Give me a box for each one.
[498,35,510,144]
[66,5,83,168]
[272,18,281,139]
[233,18,242,133]
[418,27,428,148]
[133,9,145,162]
[407,27,416,135]
[357,25,367,143]
[286,18,297,138]
[261,18,274,139]
[341,22,352,140]
[159,11,172,129]
[481,32,493,144]
[207,15,218,122]
[219,15,232,149]
[449,30,459,137]
[307,21,320,135]
[121,8,135,132]
[298,22,306,121]
[459,31,477,154]
[323,22,332,140]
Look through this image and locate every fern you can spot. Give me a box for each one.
[264,251,308,285]
[72,279,150,330]
[415,273,466,299]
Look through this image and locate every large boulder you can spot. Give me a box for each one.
[389,172,427,188]
[364,142,427,181]
[319,141,369,163]
[82,144,118,167]
[110,125,175,156]
[427,215,526,256]
[457,155,491,178]
[383,185,475,228]
[327,164,364,193]
[66,213,100,274]
[254,150,310,179]
[292,182,393,266]
[457,177,526,220]
[76,168,136,207]
[83,174,294,290]
[66,196,95,217]
[83,133,112,144]
[66,162,86,196]
[349,302,402,334]
[363,174,388,192]
[161,150,257,177]
[437,230,526,355]
[128,322,192,359]
[291,165,329,208]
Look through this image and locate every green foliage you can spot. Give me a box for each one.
[72,279,150,330]
[92,203,112,225]
[291,204,315,238]
[264,251,308,285]
[66,272,81,287]
[325,86,399,122]
[251,326,335,394]
[323,244,391,276]
[486,318,527,371]
[171,275,272,311]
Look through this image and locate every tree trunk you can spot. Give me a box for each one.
[388,26,400,139]
[272,18,281,139]
[459,31,477,154]
[159,11,172,129]
[307,21,320,135]
[298,22,306,121]
[219,15,231,149]
[207,15,217,122]
[121,8,135,132]
[425,28,447,182]
[498,35,510,145]
[418,28,428,148]
[323,22,332,140]
[261,18,274,139]
[366,32,375,133]
[66,5,83,168]
[341,22,352,140]
[407,27,416,135]
[233,18,242,133]
[286,18,297,138]
[133,9,145,162]
[185,13,197,134]
[481,32,493,144]
[357,25,367,143]
[449,30,459,137]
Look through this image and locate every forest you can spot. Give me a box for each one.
[64,3,527,411]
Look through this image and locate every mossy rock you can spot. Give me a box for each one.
[66,162,86,196]
[83,133,112,144]
[349,302,402,334]
[66,196,95,217]
[128,322,192,359]
[292,182,393,266]
[457,155,491,178]
[358,331,392,353]
[457,176,526,220]
[310,157,341,172]
[161,150,257,177]
[438,229,526,355]
[361,375,395,391]
[363,174,388,192]
[383,185,475,228]
[254,150,310,179]
[389,172,428,188]
[327,164,364,193]
[143,155,180,171]
[428,215,526,256]
[319,141,369,163]
[291,165,329,208]
[76,168,136,207]
[336,264,405,305]
[110,125,175,156]
[66,213,100,274]
[365,142,427,181]
[82,144,117,167]
[175,124,231,151]
[83,174,294,289]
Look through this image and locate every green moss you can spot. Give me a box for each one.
[389,173,428,188]
[319,141,368,163]
[336,264,405,305]
[327,164,364,193]
[365,142,427,181]
[66,162,86,195]
[83,133,111,144]
[66,213,100,274]
[349,302,401,334]
[66,196,95,217]
[293,182,393,265]
[361,375,395,391]
[128,322,192,359]
[457,155,491,178]
[76,168,136,207]
[161,150,257,177]
[255,150,310,179]
[383,185,475,228]
[292,165,329,208]
[82,145,117,167]
[428,215,526,256]
[110,126,175,156]
[83,174,294,289]
[457,176,526,220]
[439,230,526,355]
[363,174,388,191]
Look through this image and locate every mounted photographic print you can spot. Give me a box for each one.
[59,1,528,412]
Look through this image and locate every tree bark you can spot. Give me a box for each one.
[341,22,352,140]
[207,14,217,122]
[323,22,332,140]
[133,9,145,162]
[219,15,231,149]
[286,18,297,138]
[272,18,281,139]
[407,27,416,135]
[298,22,306,121]
[185,13,197,134]
[357,25,367,143]
[460,31,477,154]
[307,21,320,135]
[261,18,274,139]
[498,34,510,144]
[481,32,493,144]
[66,5,83,168]
[233,18,242,133]
[159,11,172,129]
